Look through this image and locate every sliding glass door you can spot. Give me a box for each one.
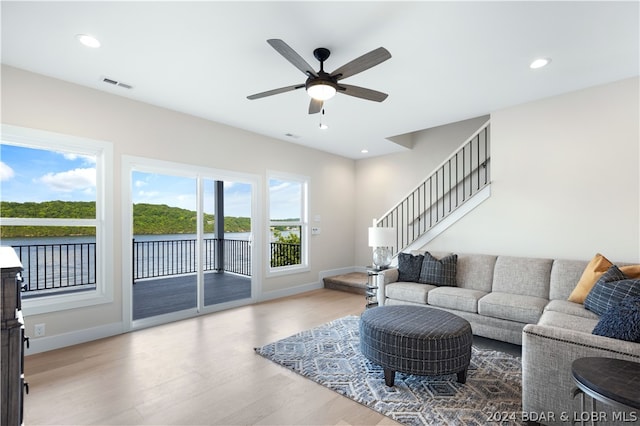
[125,157,255,328]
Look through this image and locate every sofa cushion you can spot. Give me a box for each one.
[592,296,640,342]
[428,287,487,313]
[492,256,552,299]
[455,253,497,292]
[478,292,547,324]
[385,282,435,304]
[543,300,599,320]
[537,310,599,334]
[397,252,424,282]
[417,252,457,286]
[585,266,640,316]
[549,259,589,301]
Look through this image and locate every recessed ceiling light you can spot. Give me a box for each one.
[76,34,101,48]
[530,58,551,69]
[361,149,369,154]
[319,123,329,130]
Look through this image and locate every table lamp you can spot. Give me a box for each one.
[368,225,395,269]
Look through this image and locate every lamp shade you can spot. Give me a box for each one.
[368,227,395,248]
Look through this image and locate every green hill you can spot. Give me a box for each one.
[0,201,251,237]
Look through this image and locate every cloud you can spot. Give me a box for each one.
[38,167,96,192]
[0,161,15,181]
[135,180,148,188]
[61,152,96,165]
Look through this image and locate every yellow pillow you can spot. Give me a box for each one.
[620,264,640,279]
[568,253,612,304]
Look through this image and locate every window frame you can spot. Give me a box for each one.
[266,171,309,276]
[0,124,114,315]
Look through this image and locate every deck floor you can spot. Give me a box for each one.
[133,272,251,320]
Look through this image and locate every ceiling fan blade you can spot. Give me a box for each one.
[267,39,318,78]
[247,84,305,100]
[309,98,323,114]
[338,84,388,102]
[330,47,391,81]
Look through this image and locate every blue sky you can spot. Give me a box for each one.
[2,144,298,219]
[1,144,96,203]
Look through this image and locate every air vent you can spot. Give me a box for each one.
[101,77,133,89]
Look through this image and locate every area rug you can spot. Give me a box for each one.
[255,315,522,426]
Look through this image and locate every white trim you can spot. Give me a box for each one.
[266,170,310,276]
[1,124,114,316]
[25,321,124,355]
[258,280,323,302]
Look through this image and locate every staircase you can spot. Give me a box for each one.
[375,120,491,258]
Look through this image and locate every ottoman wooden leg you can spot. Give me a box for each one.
[384,368,396,387]
[457,368,468,384]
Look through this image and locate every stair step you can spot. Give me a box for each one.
[323,272,368,295]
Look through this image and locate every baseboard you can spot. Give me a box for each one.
[258,280,324,302]
[25,321,125,355]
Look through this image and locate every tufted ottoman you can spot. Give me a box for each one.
[360,305,472,386]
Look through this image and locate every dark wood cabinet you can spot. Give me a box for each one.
[1,247,26,426]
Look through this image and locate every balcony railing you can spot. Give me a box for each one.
[11,237,262,294]
[132,237,252,281]
[12,242,96,293]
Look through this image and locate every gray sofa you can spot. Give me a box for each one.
[378,251,640,425]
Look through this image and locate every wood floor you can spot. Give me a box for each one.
[24,289,399,425]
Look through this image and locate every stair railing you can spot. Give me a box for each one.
[376,120,491,255]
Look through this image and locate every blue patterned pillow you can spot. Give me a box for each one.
[592,297,640,342]
[397,253,424,282]
[584,265,640,316]
[418,252,457,286]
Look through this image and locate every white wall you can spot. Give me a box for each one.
[1,65,357,348]
[357,77,640,264]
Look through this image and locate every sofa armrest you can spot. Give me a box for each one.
[379,267,399,284]
[522,324,640,425]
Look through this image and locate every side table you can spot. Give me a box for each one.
[571,357,640,425]
[365,267,383,309]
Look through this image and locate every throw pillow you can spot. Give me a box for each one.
[568,253,613,304]
[418,252,458,286]
[584,266,640,316]
[620,264,640,279]
[397,252,424,282]
[592,296,640,343]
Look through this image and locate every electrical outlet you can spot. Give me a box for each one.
[34,323,46,337]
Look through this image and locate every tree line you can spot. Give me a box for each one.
[0,201,251,238]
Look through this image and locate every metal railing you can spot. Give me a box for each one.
[269,242,301,267]
[12,242,96,293]
[377,120,491,254]
[12,237,255,294]
[133,237,252,281]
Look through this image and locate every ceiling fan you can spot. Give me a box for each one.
[247,39,391,114]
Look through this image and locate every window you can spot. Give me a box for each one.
[267,172,308,274]
[0,125,113,315]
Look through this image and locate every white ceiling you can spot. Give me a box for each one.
[2,1,638,159]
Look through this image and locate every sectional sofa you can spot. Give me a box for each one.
[376,251,640,425]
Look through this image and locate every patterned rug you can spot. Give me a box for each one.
[255,315,522,426]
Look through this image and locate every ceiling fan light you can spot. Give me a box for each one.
[307,81,336,101]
